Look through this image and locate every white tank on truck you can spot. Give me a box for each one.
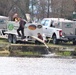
[4,21,44,44]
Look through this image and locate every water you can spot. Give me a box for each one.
[0,57,76,75]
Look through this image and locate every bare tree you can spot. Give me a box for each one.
[0,0,30,19]
[32,0,51,19]
[51,0,75,19]
[0,0,12,16]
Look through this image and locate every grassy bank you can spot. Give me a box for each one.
[9,50,42,57]
[0,38,9,44]
[0,37,76,57]
[0,38,47,57]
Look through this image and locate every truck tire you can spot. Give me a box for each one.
[8,34,13,43]
[73,41,76,45]
[12,35,17,44]
[52,35,58,44]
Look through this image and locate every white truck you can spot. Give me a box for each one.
[41,18,62,44]
[41,18,76,44]
[0,16,9,35]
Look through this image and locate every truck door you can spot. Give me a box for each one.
[41,20,52,37]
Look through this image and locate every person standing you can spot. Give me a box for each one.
[17,17,26,39]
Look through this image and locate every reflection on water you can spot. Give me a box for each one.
[0,57,76,75]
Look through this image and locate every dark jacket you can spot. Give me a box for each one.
[19,19,26,29]
[38,34,43,40]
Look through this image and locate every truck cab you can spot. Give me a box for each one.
[41,18,62,44]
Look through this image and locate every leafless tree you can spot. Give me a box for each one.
[0,0,30,19]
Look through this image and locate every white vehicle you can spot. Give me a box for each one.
[41,18,76,44]
[41,18,62,44]
[4,21,44,43]
[0,16,9,35]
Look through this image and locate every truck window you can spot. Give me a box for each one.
[41,20,45,25]
[41,20,49,26]
[0,19,5,24]
[50,21,53,27]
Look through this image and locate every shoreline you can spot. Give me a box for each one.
[0,43,76,58]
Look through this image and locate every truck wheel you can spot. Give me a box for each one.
[12,35,17,44]
[73,41,76,45]
[8,34,13,43]
[52,35,58,44]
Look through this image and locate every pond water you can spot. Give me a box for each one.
[0,57,76,75]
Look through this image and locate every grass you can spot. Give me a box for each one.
[0,38,8,44]
[10,50,41,57]
[18,51,41,56]
[0,37,76,57]
[47,41,76,48]
[0,50,10,56]
[0,37,75,47]
[56,51,71,56]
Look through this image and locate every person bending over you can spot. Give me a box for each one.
[35,33,43,44]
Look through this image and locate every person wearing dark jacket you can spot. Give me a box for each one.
[17,18,26,39]
[38,33,43,40]
[35,33,43,44]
